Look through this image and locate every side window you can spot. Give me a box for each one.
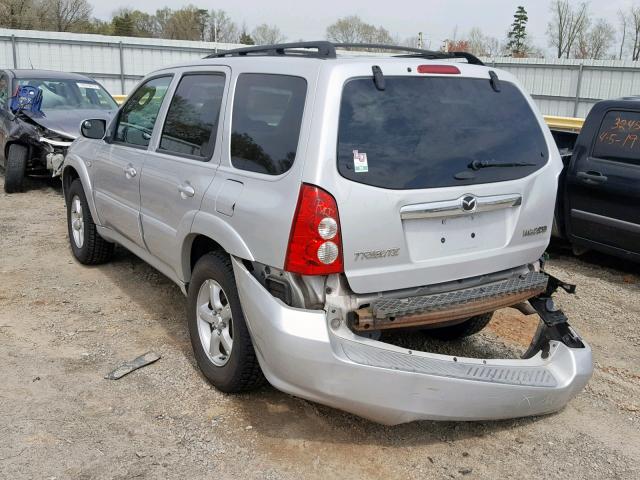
[593,110,640,165]
[0,73,9,106]
[159,73,225,159]
[231,74,307,175]
[114,76,172,148]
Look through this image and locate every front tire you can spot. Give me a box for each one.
[187,252,264,392]
[427,312,494,340]
[66,179,114,265]
[3,144,27,193]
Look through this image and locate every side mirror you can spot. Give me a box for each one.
[81,119,106,140]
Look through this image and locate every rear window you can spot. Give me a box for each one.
[593,110,640,165]
[337,77,548,189]
[231,74,307,175]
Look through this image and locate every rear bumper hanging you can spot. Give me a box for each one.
[233,257,593,425]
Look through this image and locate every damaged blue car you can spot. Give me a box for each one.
[0,69,117,193]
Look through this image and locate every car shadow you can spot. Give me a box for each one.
[548,240,640,280]
[232,389,548,446]
[22,174,62,193]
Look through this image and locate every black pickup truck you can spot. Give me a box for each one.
[551,98,640,262]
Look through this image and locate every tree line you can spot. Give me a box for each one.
[1,0,640,60]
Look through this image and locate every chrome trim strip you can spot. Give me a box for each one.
[572,209,640,234]
[400,194,522,220]
[39,137,74,147]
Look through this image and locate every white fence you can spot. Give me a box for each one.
[484,57,640,118]
[1,29,639,117]
[0,28,241,95]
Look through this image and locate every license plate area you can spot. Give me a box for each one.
[403,210,509,261]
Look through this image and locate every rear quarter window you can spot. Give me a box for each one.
[337,76,549,190]
[592,110,640,165]
[231,74,307,175]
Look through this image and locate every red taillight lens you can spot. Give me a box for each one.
[284,184,344,275]
[417,65,461,75]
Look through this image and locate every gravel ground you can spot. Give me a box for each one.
[1,176,639,480]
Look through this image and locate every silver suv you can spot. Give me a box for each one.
[62,42,592,425]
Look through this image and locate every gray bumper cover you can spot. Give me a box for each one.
[232,258,593,425]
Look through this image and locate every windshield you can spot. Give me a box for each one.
[337,76,549,190]
[14,78,117,111]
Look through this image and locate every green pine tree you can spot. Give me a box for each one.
[112,12,135,37]
[239,32,255,45]
[506,6,528,57]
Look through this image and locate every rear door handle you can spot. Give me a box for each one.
[124,164,137,179]
[178,182,195,199]
[577,171,607,185]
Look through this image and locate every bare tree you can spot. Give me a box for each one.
[547,0,589,58]
[631,6,640,60]
[618,10,628,60]
[252,24,285,45]
[40,0,92,32]
[0,0,38,29]
[467,28,486,56]
[164,6,208,41]
[326,15,362,43]
[207,10,239,44]
[326,15,395,46]
[588,19,615,59]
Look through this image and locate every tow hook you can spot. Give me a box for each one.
[523,273,584,359]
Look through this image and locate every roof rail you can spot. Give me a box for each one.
[205,41,484,66]
[206,41,337,59]
[334,43,484,65]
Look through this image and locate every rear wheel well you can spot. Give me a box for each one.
[190,235,224,276]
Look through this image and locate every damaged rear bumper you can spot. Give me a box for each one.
[232,258,593,425]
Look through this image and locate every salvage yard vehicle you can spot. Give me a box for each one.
[550,98,640,262]
[0,69,117,193]
[62,42,592,425]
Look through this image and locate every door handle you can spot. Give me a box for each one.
[577,171,607,185]
[124,164,137,179]
[178,182,195,199]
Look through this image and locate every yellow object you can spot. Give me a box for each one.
[113,94,127,104]
[544,115,584,133]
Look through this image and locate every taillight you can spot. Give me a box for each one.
[417,65,461,75]
[284,184,344,275]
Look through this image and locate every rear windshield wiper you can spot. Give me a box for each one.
[469,160,536,171]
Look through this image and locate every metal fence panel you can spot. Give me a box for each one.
[0,28,242,95]
[485,57,640,118]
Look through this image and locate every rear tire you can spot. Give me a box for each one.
[187,251,265,393]
[3,144,27,193]
[66,179,114,265]
[427,313,494,340]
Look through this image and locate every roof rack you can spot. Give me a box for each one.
[206,41,337,59]
[334,43,484,65]
[205,41,484,66]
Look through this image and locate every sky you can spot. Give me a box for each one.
[90,0,634,51]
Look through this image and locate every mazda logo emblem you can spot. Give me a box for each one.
[461,195,477,212]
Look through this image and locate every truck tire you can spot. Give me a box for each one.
[187,251,265,393]
[3,144,27,193]
[427,313,494,340]
[66,178,114,265]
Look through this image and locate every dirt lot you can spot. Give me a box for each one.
[1,176,639,480]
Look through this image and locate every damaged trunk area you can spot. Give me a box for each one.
[246,259,585,362]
